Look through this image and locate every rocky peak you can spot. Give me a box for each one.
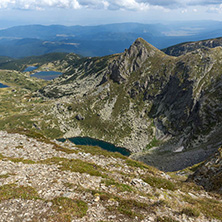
[127,37,158,60]
[107,38,161,83]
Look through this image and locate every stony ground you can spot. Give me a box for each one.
[0,130,222,222]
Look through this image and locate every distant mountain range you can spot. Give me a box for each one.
[1,21,222,58]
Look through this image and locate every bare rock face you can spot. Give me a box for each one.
[108,38,158,83]
[163,37,222,56]
[189,147,222,194]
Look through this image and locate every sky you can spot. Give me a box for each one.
[0,0,221,28]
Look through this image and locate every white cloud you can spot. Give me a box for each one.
[207,4,222,13]
[109,0,150,10]
[0,0,81,10]
[0,0,156,11]
[0,0,221,11]
[181,9,188,13]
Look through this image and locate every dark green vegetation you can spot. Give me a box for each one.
[0,52,69,71]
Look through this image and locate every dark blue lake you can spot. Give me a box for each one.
[0,83,9,88]
[59,137,131,156]
[23,66,38,72]
[31,71,62,80]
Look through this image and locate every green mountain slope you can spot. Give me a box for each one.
[0,52,71,71]
[38,38,222,171]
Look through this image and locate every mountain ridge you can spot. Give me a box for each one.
[1,21,222,58]
[162,37,222,56]
[0,36,221,172]
[36,37,222,171]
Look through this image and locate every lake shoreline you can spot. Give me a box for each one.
[58,136,131,157]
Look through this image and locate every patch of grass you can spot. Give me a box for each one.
[177,161,204,176]
[40,157,105,177]
[125,158,158,174]
[0,184,40,201]
[7,128,45,140]
[0,114,35,131]
[0,153,4,160]
[8,128,76,154]
[177,181,203,193]
[143,175,176,191]
[77,145,127,159]
[104,178,134,193]
[81,188,149,219]
[52,144,78,154]
[50,197,88,222]
[156,216,179,222]
[9,158,36,164]
[0,70,46,90]
[146,136,161,150]
[114,198,149,220]
[0,153,36,164]
[183,195,222,220]
[181,206,200,217]
[0,174,10,179]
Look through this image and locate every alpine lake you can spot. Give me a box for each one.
[0,83,9,88]
[24,67,130,156]
[59,137,131,157]
[24,66,62,80]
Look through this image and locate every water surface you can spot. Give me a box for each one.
[59,137,131,156]
[0,83,9,88]
[31,71,62,80]
[23,66,38,72]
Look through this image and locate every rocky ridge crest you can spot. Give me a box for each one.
[162,37,222,56]
[107,38,162,83]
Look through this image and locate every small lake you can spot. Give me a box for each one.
[59,137,131,156]
[0,83,9,88]
[31,71,63,80]
[23,66,38,72]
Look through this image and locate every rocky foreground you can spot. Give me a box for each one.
[0,130,221,221]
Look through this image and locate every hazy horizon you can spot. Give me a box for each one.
[0,0,222,29]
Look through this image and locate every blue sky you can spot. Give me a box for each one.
[0,0,221,28]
